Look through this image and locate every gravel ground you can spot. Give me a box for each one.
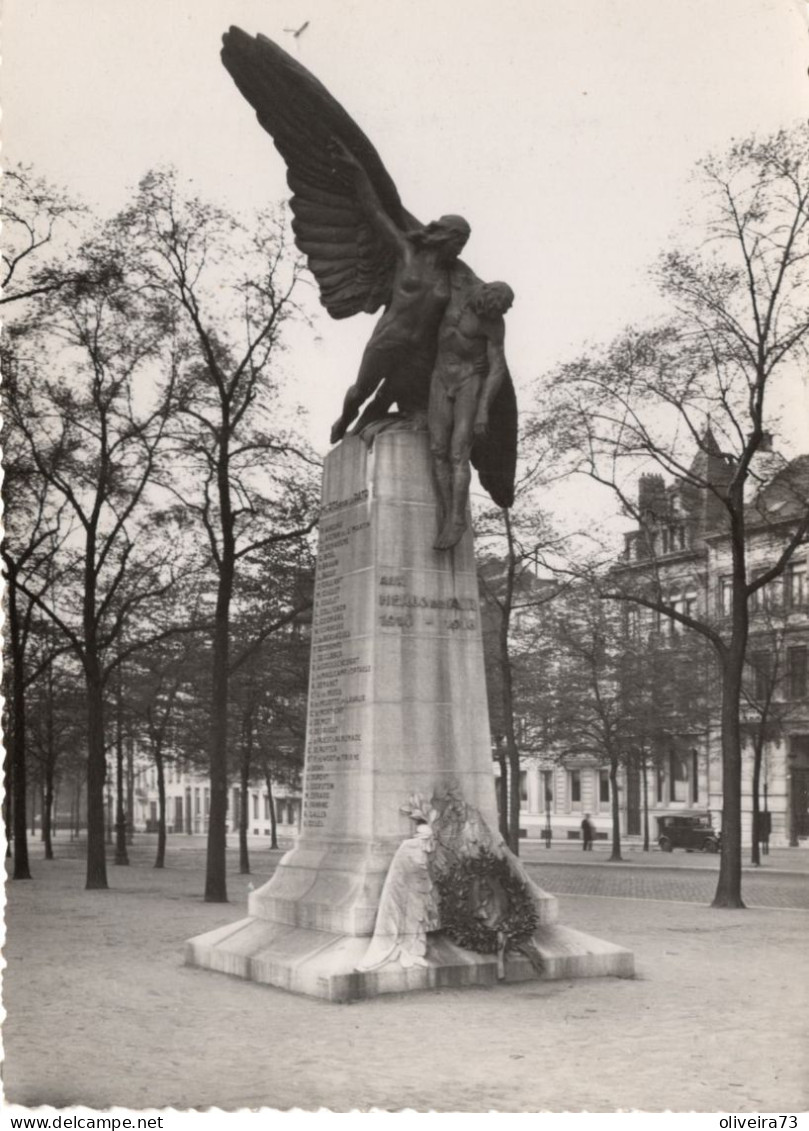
[3,842,808,1113]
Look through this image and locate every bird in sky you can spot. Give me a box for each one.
[283,21,310,38]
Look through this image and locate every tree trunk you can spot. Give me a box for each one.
[4,748,12,858]
[30,772,38,837]
[499,616,521,854]
[205,440,235,903]
[608,756,623,861]
[239,753,250,876]
[507,742,521,855]
[8,578,32,879]
[114,666,129,866]
[642,753,650,852]
[83,518,109,890]
[43,763,55,861]
[205,595,231,901]
[495,742,509,843]
[751,735,763,866]
[265,771,278,850]
[42,668,56,860]
[85,662,108,890]
[713,640,746,909]
[126,738,135,845]
[154,748,167,869]
[498,508,521,855]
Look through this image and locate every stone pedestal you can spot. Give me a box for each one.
[186,430,633,1000]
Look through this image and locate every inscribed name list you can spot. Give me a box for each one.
[303,490,371,832]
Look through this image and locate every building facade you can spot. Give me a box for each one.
[130,760,302,840]
[516,434,809,848]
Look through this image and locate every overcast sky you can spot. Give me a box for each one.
[4,0,808,472]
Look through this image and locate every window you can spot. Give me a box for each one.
[750,650,773,701]
[750,569,774,612]
[670,750,690,803]
[569,769,581,806]
[787,647,808,700]
[662,525,686,553]
[253,794,259,819]
[542,770,554,808]
[518,773,531,809]
[683,590,697,619]
[599,769,610,804]
[786,560,807,611]
[719,577,732,617]
[669,594,684,636]
[626,605,640,638]
[656,764,666,804]
[264,795,270,819]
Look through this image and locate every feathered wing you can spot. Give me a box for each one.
[471,374,518,509]
[221,28,418,319]
[222,28,518,510]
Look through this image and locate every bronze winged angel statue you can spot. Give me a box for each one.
[221,28,518,547]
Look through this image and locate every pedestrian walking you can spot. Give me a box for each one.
[581,813,594,851]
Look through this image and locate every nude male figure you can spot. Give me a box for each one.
[428,280,515,550]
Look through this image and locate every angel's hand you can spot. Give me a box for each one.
[473,414,489,440]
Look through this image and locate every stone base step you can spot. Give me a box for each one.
[185,918,634,1003]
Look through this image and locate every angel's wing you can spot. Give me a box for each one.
[471,373,518,509]
[222,28,416,319]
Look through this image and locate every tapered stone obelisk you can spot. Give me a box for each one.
[186,430,633,1000]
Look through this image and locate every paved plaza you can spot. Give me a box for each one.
[3,836,807,1112]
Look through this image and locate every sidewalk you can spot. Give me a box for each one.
[3,842,807,1113]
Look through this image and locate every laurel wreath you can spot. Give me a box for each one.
[434,848,540,955]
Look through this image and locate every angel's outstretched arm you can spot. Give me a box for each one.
[331,140,409,256]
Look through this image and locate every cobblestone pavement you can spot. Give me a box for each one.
[520,840,809,873]
[526,859,809,909]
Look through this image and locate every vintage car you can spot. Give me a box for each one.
[657,812,721,853]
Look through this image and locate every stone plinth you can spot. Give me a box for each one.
[186,429,633,1000]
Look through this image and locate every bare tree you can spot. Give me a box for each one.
[6,229,178,890]
[543,125,809,906]
[120,170,319,902]
[1,354,74,878]
[1,164,88,307]
[476,447,564,854]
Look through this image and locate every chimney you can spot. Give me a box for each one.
[638,474,667,521]
[747,430,774,452]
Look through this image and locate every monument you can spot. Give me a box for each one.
[186,30,633,1001]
